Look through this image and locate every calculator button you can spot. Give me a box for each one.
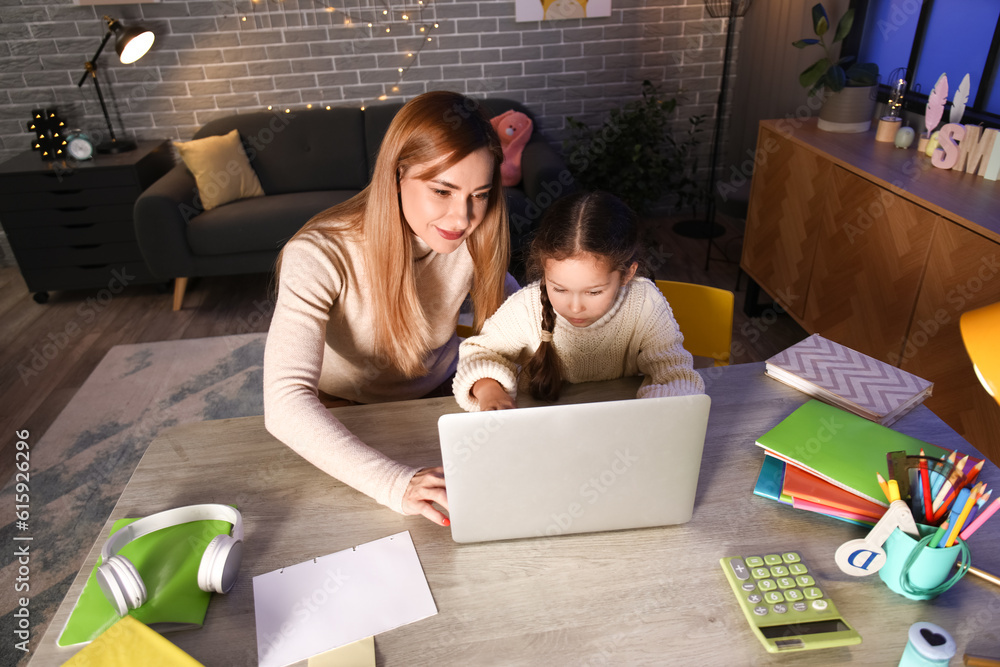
[776,577,796,589]
[765,591,784,604]
[747,593,762,604]
[782,552,801,563]
[764,554,783,565]
[757,579,777,591]
[745,556,764,567]
[792,601,807,612]
[751,567,770,579]
[803,587,823,599]
[728,558,750,581]
[796,575,815,587]
[784,589,804,602]
[773,603,788,614]
[753,605,768,616]
[789,563,808,575]
[770,565,789,577]
[811,599,829,611]
[741,582,756,592]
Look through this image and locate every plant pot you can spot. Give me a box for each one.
[817,85,877,133]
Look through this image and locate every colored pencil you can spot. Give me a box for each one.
[929,521,949,548]
[876,472,891,502]
[920,449,932,523]
[960,497,1000,541]
[931,451,957,496]
[945,483,982,547]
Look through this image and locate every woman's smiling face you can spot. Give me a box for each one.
[398,148,494,254]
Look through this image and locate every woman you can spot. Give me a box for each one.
[263,91,511,526]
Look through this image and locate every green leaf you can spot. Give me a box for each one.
[846,62,879,86]
[833,8,854,42]
[792,39,820,48]
[826,64,847,92]
[799,58,831,88]
[812,4,829,36]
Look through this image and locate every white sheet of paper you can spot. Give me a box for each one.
[253,531,437,667]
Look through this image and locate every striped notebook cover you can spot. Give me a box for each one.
[765,334,933,426]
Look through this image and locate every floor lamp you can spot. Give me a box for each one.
[672,0,754,271]
[77,16,155,154]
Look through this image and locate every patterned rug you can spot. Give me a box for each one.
[0,333,267,666]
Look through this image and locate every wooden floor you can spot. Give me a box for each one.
[0,212,807,486]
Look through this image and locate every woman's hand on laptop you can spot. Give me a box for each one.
[471,378,516,411]
[403,466,451,526]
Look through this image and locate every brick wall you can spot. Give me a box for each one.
[0,0,738,267]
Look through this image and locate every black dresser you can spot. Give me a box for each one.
[0,141,174,303]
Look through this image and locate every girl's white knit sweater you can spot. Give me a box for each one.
[453,277,706,411]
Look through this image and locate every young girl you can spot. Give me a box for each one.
[453,190,705,411]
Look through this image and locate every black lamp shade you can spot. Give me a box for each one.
[704,0,753,19]
[114,25,154,64]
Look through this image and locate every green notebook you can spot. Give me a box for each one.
[58,517,232,647]
[755,400,949,507]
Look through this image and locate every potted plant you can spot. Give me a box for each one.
[793,3,879,132]
[563,80,705,216]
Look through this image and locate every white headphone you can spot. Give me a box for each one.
[95,504,244,616]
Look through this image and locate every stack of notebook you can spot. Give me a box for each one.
[765,334,933,426]
[752,399,951,526]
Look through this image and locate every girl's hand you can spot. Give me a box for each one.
[402,466,450,526]
[471,378,516,411]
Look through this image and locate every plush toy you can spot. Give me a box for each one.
[490,110,533,187]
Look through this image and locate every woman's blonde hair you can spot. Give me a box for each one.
[277,91,509,377]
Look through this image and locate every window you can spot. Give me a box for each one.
[855,0,1000,126]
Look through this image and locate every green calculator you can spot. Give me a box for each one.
[720,551,861,653]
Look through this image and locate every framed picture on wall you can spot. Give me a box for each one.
[515,0,611,22]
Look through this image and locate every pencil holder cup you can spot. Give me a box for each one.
[880,526,970,600]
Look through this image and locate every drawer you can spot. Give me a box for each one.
[6,218,138,248]
[0,203,134,230]
[0,186,140,211]
[0,166,138,195]
[19,261,157,293]
[11,241,146,269]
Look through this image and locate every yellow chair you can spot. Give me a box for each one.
[655,279,734,367]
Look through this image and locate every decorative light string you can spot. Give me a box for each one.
[245,0,438,112]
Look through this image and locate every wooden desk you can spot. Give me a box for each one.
[29,364,1000,666]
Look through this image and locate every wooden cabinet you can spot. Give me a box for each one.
[741,128,831,321]
[742,119,1000,464]
[0,141,173,302]
[802,165,938,362]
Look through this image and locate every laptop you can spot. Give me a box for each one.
[438,393,711,543]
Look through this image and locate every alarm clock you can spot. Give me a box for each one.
[65,130,94,161]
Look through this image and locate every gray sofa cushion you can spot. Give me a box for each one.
[186,190,357,256]
[195,108,369,195]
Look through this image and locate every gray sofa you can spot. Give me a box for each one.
[134,98,571,309]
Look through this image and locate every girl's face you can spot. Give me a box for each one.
[543,253,638,328]
[398,147,494,254]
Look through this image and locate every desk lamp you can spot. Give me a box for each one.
[76,16,155,154]
[961,301,1000,405]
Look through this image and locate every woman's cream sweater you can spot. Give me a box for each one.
[263,223,476,513]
